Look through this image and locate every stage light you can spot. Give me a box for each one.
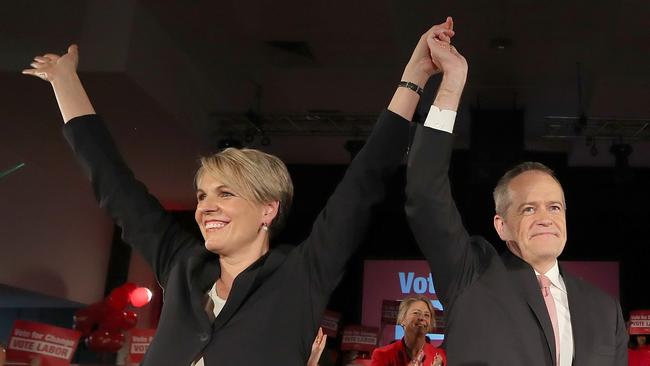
[129,287,153,308]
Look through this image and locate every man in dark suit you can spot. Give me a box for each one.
[405,25,628,366]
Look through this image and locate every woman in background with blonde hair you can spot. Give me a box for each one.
[371,296,446,366]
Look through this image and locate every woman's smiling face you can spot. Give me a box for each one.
[195,173,269,256]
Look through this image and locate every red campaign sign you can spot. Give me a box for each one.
[6,320,81,366]
[630,310,650,335]
[127,328,157,365]
[320,310,341,338]
[381,300,400,325]
[340,325,378,353]
[432,308,446,334]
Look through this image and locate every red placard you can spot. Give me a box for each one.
[6,320,81,366]
[340,325,378,353]
[630,310,650,335]
[320,310,341,338]
[380,300,400,325]
[432,308,446,334]
[126,328,157,365]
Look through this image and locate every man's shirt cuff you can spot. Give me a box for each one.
[423,105,457,133]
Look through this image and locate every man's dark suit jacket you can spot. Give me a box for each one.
[405,124,628,365]
[62,110,409,365]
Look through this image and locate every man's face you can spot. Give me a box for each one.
[494,170,567,271]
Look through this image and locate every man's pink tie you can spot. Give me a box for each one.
[538,274,560,365]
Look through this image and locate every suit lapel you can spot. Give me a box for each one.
[561,269,584,366]
[502,252,557,364]
[188,248,220,331]
[212,246,290,330]
[211,262,262,330]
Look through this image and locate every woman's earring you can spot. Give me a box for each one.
[261,223,269,231]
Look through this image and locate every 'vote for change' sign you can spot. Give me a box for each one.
[6,320,81,366]
[340,325,379,353]
[629,310,650,335]
[320,310,341,339]
[127,328,157,365]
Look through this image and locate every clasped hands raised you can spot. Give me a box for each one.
[402,16,468,93]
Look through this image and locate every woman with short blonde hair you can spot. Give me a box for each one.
[195,147,294,236]
[396,296,437,333]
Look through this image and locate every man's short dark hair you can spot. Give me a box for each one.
[493,162,564,215]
